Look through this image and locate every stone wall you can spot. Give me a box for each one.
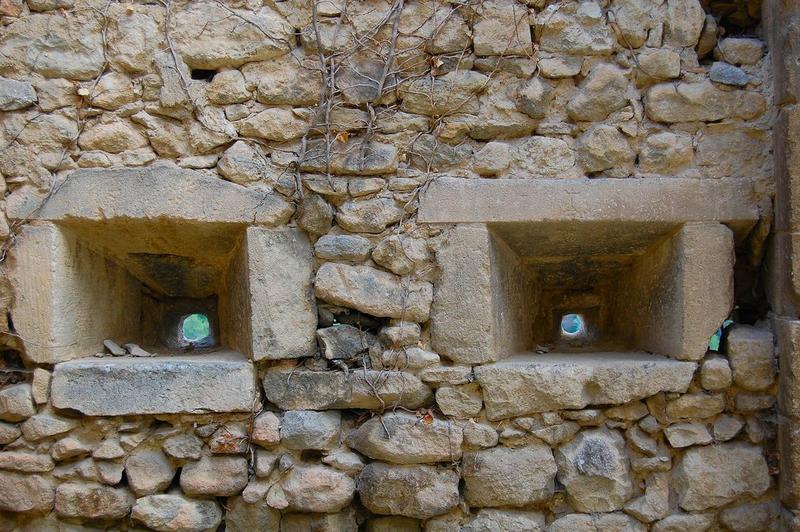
[0,0,784,530]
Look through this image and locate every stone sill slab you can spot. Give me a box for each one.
[419,177,759,235]
[474,352,697,420]
[51,351,256,416]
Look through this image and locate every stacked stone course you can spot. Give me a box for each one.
[0,0,789,530]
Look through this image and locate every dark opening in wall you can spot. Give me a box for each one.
[190,69,216,81]
[704,0,762,36]
[0,349,29,386]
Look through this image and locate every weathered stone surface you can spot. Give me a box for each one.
[624,472,670,523]
[536,1,614,55]
[317,324,375,360]
[366,516,421,532]
[315,263,433,322]
[567,64,629,122]
[379,322,422,348]
[249,55,322,105]
[665,392,725,420]
[125,448,176,497]
[217,141,270,184]
[78,118,149,154]
[181,455,248,497]
[652,513,714,532]
[719,501,778,532]
[170,2,293,69]
[209,423,248,454]
[516,77,554,120]
[237,108,308,142]
[281,511,358,532]
[281,410,341,450]
[0,76,36,110]
[9,166,292,227]
[281,465,355,512]
[636,49,682,84]
[664,423,712,448]
[644,81,766,123]
[715,37,765,66]
[512,136,576,176]
[0,473,54,513]
[473,0,531,56]
[674,442,770,510]
[52,353,256,415]
[372,235,430,276]
[556,428,633,512]
[31,368,51,405]
[713,415,744,441]
[55,482,133,520]
[666,0,705,46]
[436,384,483,418]
[348,412,462,464]
[710,62,749,87]
[399,71,487,116]
[0,422,21,445]
[314,234,373,262]
[463,509,545,532]
[576,124,635,174]
[549,513,646,532]
[0,452,54,473]
[358,463,460,519]
[726,325,775,391]
[162,434,203,461]
[301,139,399,176]
[463,445,556,507]
[225,497,280,532]
[263,369,432,410]
[475,354,696,420]
[336,198,403,234]
[132,494,222,532]
[700,355,732,391]
[251,412,281,448]
[0,383,35,422]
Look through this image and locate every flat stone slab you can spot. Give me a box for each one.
[6,166,292,226]
[419,177,758,234]
[51,352,256,416]
[475,353,697,420]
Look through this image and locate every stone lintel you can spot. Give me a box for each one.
[6,166,292,226]
[419,177,759,235]
[51,352,256,416]
[475,352,697,420]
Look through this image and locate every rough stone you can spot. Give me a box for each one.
[250,55,322,105]
[315,263,433,322]
[726,325,775,391]
[636,49,681,84]
[372,235,430,276]
[55,482,133,520]
[301,139,399,176]
[700,355,732,391]
[463,509,545,532]
[208,423,249,454]
[322,450,364,473]
[473,142,512,176]
[125,448,176,497]
[463,445,556,507]
[162,434,203,461]
[358,463,460,520]
[131,494,222,532]
[713,415,744,441]
[0,452,54,473]
[652,513,714,532]
[549,513,646,532]
[170,2,293,69]
[78,117,149,154]
[567,64,629,122]
[52,354,257,415]
[225,497,281,532]
[576,124,635,174]
[473,0,532,56]
[236,108,308,142]
[0,384,36,422]
[0,473,54,513]
[0,76,36,111]
[181,455,248,497]
[281,410,341,450]
[719,502,778,532]
[644,81,766,123]
[664,423,713,448]
[281,511,358,532]
[316,324,375,360]
[623,472,670,523]
[715,37,765,66]
[281,465,355,513]
[665,393,725,420]
[710,62,749,87]
[666,0,705,46]
[296,193,334,236]
[556,428,633,512]
[264,368,432,410]
[251,412,281,448]
[336,198,404,234]
[512,136,576,176]
[206,70,250,105]
[217,141,270,184]
[536,1,614,55]
[435,384,483,418]
[347,412,462,464]
[315,234,373,262]
[21,412,77,441]
[31,368,51,405]
[475,354,696,420]
[379,322,422,348]
[674,442,770,510]
[516,77,554,120]
[0,422,21,445]
[399,71,488,116]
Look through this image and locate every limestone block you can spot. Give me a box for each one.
[475,353,696,420]
[281,411,341,450]
[300,139,398,175]
[125,448,176,497]
[222,227,317,361]
[248,53,323,105]
[535,1,614,55]
[780,416,800,509]
[463,509,545,531]
[700,355,732,390]
[431,225,537,364]
[31,368,51,405]
[336,198,403,234]
[7,224,140,364]
[347,412,462,464]
[719,502,778,531]
[715,37,765,66]
[665,0,705,47]
[0,472,54,513]
[644,81,766,123]
[21,412,78,441]
[357,463,460,519]
[131,494,222,532]
[0,452,54,473]
[263,369,432,411]
[51,353,256,415]
[624,472,670,523]
[625,223,734,361]
[170,2,293,69]
[726,325,775,391]
[473,0,532,56]
[549,513,646,532]
[398,71,487,117]
[251,412,281,448]
[181,456,248,497]
[281,465,355,513]
[436,384,483,418]
[0,383,35,422]
[674,442,770,510]
[315,263,432,323]
[314,234,373,262]
[225,496,281,532]
[281,510,358,532]
[462,445,556,507]
[567,64,628,122]
[651,513,714,532]
[664,423,713,448]
[556,429,633,512]
[0,76,36,111]
[54,482,134,520]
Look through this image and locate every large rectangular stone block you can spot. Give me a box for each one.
[475,353,696,420]
[431,225,537,364]
[51,352,256,416]
[222,227,317,360]
[7,224,141,364]
[775,106,800,233]
[775,317,800,419]
[624,223,734,361]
